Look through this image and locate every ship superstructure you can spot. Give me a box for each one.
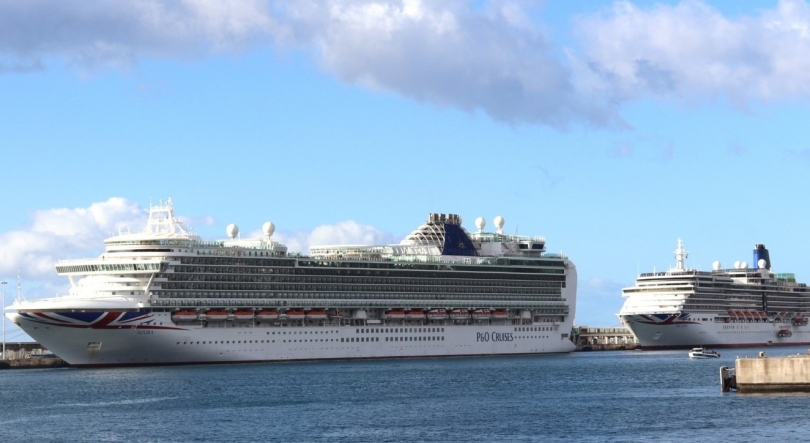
[619,240,810,349]
[5,200,576,366]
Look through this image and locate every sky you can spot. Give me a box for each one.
[3,0,810,343]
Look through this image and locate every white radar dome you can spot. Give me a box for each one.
[734,261,741,269]
[758,259,767,269]
[475,217,486,231]
[262,221,275,237]
[712,261,721,271]
[741,261,748,269]
[226,223,239,239]
[494,216,505,232]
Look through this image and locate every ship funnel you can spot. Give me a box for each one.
[753,244,771,270]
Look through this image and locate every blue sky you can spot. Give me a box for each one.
[3,0,810,342]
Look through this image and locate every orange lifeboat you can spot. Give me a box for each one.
[285,309,305,320]
[385,310,406,319]
[406,309,425,320]
[171,310,198,322]
[204,310,228,321]
[427,309,447,320]
[449,309,469,320]
[232,310,254,320]
[306,309,327,320]
[491,309,508,319]
[472,309,491,320]
[256,309,279,320]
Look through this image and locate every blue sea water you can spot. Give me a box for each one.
[1,347,809,443]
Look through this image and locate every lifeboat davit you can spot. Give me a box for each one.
[171,310,198,322]
[306,309,327,320]
[232,310,254,320]
[256,309,279,320]
[385,310,406,319]
[427,309,447,320]
[472,309,491,320]
[204,310,228,321]
[285,309,305,320]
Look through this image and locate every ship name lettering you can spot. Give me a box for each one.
[492,332,514,342]
[137,330,154,335]
[476,332,514,342]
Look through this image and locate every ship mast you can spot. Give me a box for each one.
[675,239,688,271]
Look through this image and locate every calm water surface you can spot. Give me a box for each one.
[1,347,808,442]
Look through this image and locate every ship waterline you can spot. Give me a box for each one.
[5,200,577,367]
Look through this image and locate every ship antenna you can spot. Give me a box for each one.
[675,239,688,271]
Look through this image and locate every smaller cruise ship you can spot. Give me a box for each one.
[619,240,810,349]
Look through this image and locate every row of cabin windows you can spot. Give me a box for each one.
[171,265,565,280]
[153,291,565,303]
[161,282,561,296]
[168,271,565,288]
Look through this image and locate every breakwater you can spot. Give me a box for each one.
[0,342,70,369]
[0,357,69,369]
[722,350,810,393]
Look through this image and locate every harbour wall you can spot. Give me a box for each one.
[572,326,640,351]
[734,351,810,393]
[0,342,70,370]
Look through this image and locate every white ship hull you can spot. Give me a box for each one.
[8,311,574,367]
[620,314,810,349]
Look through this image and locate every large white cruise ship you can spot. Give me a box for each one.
[4,200,576,367]
[619,240,810,349]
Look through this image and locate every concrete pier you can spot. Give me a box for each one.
[572,326,640,351]
[726,350,810,393]
[0,342,70,370]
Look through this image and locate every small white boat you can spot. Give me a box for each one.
[688,347,720,359]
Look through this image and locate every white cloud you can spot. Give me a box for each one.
[277,0,619,127]
[0,0,277,70]
[0,0,619,127]
[576,0,810,104]
[0,198,146,281]
[5,1,810,126]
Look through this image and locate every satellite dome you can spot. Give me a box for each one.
[262,221,275,237]
[226,223,239,239]
[741,261,748,269]
[758,259,767,269]
[475,217,486,230]
[712,261,721,271]
[734,261,741,269]
[494,216,505,228]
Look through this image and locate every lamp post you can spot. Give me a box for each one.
[1,280,6,360]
